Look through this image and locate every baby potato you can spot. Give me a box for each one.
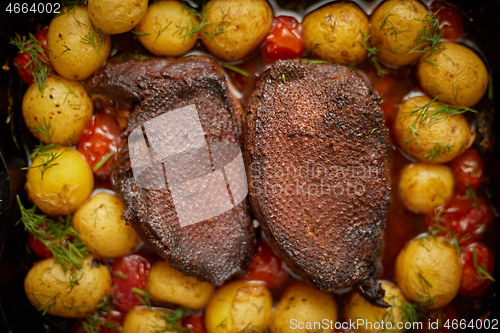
[398,163,454,213]
[370,0,429,66]
[22,76,93,145]
[88,0,148,34]
[73,192,141,258]
[26,147,94,215]
[24,256,111,318]
[48,5,111,80]
[417,42,489,107]
[394,96,472,163]
[395,236,462,310]
[205,280,272,333]
[201,0,273,61]
[148,260,214,310]
[134,1,199,56]
[270,281,338,333]
[302,2,369,65]
[345,282,408,333]
[122,307,180,333]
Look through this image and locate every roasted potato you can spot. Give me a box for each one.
[26,147,94,215]
[302,2,369,65]
[24,256,111,318]
[88,0,148,34]
[370,0,429,66]
[22,76,93,145]
[122,307,180,333]
[417,42,489,107]
[398,163,454,213]
[47,5,111,80]
[201,0,273,61]
[134,0,199,56]
[205,280,272,333]
[72,192,141,258]
[345,282,408,333]
[394,96,472,163]
[395,236,462,310]
[148,260,214,310]
[270,281,338,333]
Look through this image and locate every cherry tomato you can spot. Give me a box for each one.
[263,16,304,63]
[111,254,151,312]
[430,1,464,41]
[28,233,52,259]
[73,310,123,333]
[450,149,483,193]
[77,112,122,176]
[425,193,493,242]
[13,26,49,85]
[245,240,289,289]
[183,313,206,333]
[459,242,494,297]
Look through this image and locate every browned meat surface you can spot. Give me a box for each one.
[86,56,255,286]
[245,60,391,306]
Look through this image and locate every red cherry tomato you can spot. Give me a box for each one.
[425,193,493,242]
[13,26,49,85]
[450,149,483,193]
[263,16,304,63]
[111,254,151,312]
[183,313,206,333]
[430,1,464,41]
[459,242,494,297]
[77,112,122,176]
[245,240,289,289]
[28,233,52,259]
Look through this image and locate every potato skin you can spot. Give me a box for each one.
[417,42,488,107]
[345,282,408,333]
[73,192,141,258]
[395,236,462,310]
[22,76,93,145]
[398,163,454,213]
[270,281,338,333]
[205,280,272,333]
[302,2,369,65]
[148,260,214,310]
[48,5,111,80]
[26,147,94,215]
[24,256,112,318]
[394,96,472,163]
[88,0,148,34]
[122,307,179,333]
[370,0,429,66]
[201,0,273,61]
[135,0,199,56]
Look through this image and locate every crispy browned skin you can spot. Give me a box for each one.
[245,60,391,305]
[86,56,255,286]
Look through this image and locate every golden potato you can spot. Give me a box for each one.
[48,5,111,80]
[205,280,272,333]
[134,1,199,56]
[88,0,148,34]
[345,282,408,333]
[417,42,489,107]
[398,163,454,213]
[24,256,111,318]
[122,307,180,333]
[395,236,462,310]
[394,96,472,163]
[201,0,273,61]
[26,147,94,215]
[73,192,141,258]
[302,2,369,65]
[22,76,93,145]
[148,260,214,310]
[270,281,338,333]
[370,0,429,66]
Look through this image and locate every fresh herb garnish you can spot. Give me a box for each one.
[177,5,231,44]
[409,11,444,62]
[153,307,193,333]
[281,73,286,84]
[132,288,153,310]
[359,31,388,76]
[222,63,248,76]
[93,151,114,172]
[81,24,107,58]
[365,127,379,139]
[472,246,495,282]
[112,271,128,279]
[80,296,121,333]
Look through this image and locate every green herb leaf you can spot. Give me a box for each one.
[222,63,248,76]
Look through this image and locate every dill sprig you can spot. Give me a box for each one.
[299,59,327,64]
[472,247,495,282]
[379,14,410,41]
[177,5,231,44]
[16,196,89,292]
[132,288,153,310]
[358,31,388,76]
[154,21,172,43]
[365,127,379,139]
[61,0,88,14]
[81,24,107,58]
[93,151,114,172]
[80,296,121,333]
[409,11,444,61]
[154,307,193,333]
[9,33,54,92]
[222,63,248,76]
[429,215,470,255]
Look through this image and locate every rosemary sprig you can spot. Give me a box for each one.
[222,63,248,76]
[154,307,193,333]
